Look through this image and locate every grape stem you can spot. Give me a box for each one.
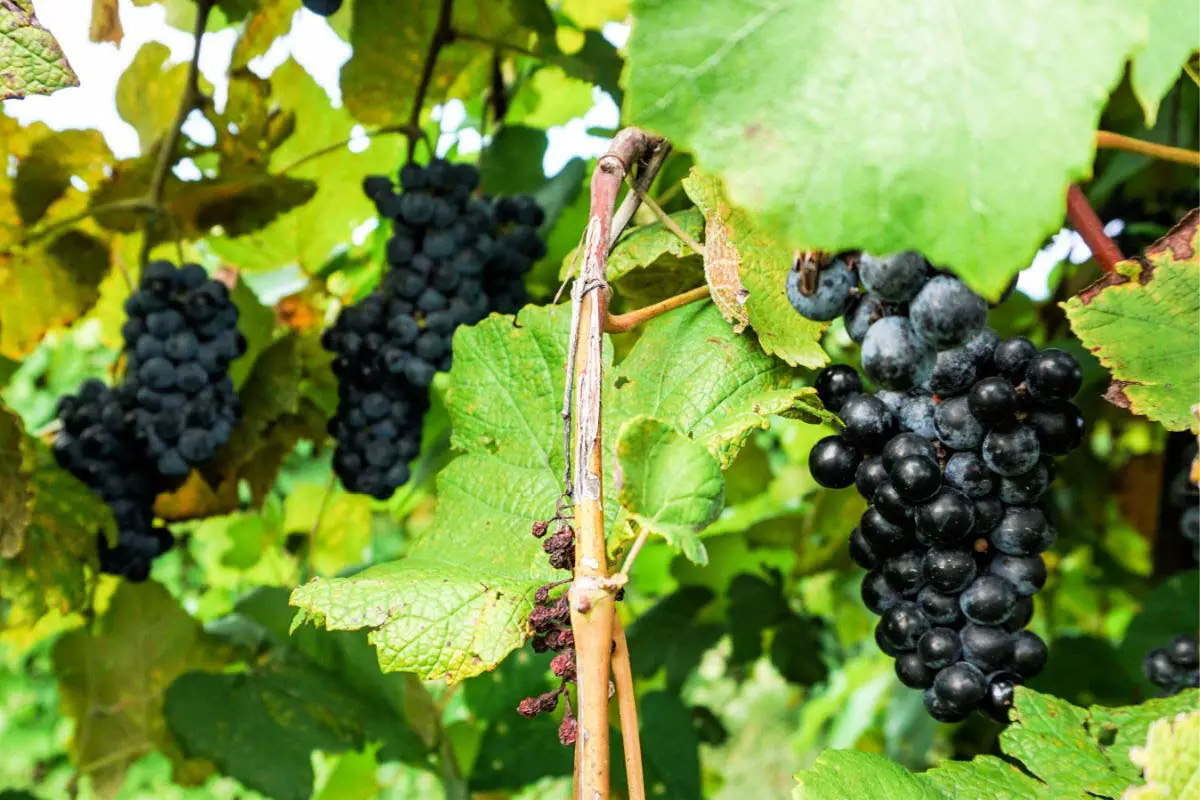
[624,179,705,257]
[407,0,455,164]
[612,619,646,800]
[604,286,711,333]
[1095,130,1200,167]
[1065,184,1123,273]
[568,126,661,800]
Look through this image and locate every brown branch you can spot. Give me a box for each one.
[1065,184,1123,274]
[610,142,672,247]
[1096,130,1200,167]
[612,619,645,800]
[568,127,659,800]
[408,0,454,164]
[605,286,711,333]
[138,0,213,268]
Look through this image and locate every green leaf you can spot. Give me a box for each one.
[605,208,705,283]
[1117,571,1200,692]
[166,660,424,800]
[52,581,231,797]
[793,688,1200,799]
[292,302,818,680]
[629,0,1153,300]
[115,42,190,151]
[283,482,373,576]
[1,437,114,628]
[0,233,111,359]
[616,415,724,565]
[0,402,33,559]
[509,67,596,129]
[682,171,826,368]
[210,60,404,273]
[1130,0,1199,125]
[341,0,534,125]
[1124,710,1200,799]
[794,749,944,800]
[13,128,112,227]
[311,746,381,800]
[639,691,703,800]
[0,0,78,99]
[480,125,549,196]
[1064,212,1200,431]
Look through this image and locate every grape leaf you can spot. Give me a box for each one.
[616,415,724,565]
[479,125,549,196]
[283,482,373,576]
[0,438,114,629]
[311,746,382,800]
[341,0,534,126]
[1129,0,1198,125]
[0,402,33,559]
[628,0,1153,300]
[165,659,425,800]
[52,581,231,797]
[1123,710,1200,799]
[682,171,826,368]
[209,59,404,273]
[794,688,1200,799]
[1064,210,1200,431]
[0,233,111,359]
[0,0,78,99]
[12,128,112,227]
[639,691,703,800]
[231,0,300,70]
[115,42,190,151]
[604,208,704,284]
[88,0,122,45]
[292,302,820,681]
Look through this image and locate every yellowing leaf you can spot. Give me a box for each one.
[0,0,79,99]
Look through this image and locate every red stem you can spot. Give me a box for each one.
[1065,184,1124,273]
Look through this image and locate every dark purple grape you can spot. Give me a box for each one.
[988,554,1047,596]
[931,662,986,715]
[944,452,996,498]
[919,627,962,669]
[910,276,987,349]
[960,576,1016,625]
[839,394,896,450]
[989,506,1053,556]
[862,570,900,615]
[960,623,1014,673]
[1025,349,1081,402]
[786,257,856,321]
[982,425,1041,476]
[879,602,930,651]
[891,455,942,503]
[862,317,936,391]
[883,550,926,597]
[993,337,1037,382]
[923,548,977,593]
[815,365,863,413]
[855,456,889,500]
[1010,631,1047,678]
[968,376,1018,426]
[896,652,937,688]
[858,251,928,303]
[915,488,975,547]
[810,435,861,489]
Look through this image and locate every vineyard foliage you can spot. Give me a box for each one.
[0,1,1198,799]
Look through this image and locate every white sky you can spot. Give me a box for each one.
[8,1,1083,298]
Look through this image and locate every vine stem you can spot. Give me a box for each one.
[1095,130,1200,167]
[612,619,645,800]
[1065,184,1123,273]
[452,28,542,60]
[277,124,422,175]
[568,127,660,800]
[625,180,704,256]
[605,286,710,334]
[407,0,455,164]
[138,0,213,268]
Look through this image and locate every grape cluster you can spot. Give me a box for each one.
[323,159,545,499]
[1143,634,1199,695]
[1165,441,1199,560]
[798,252,1085,722]
[54,262,245,580]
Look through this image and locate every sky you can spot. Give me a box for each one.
[6,1,1094,299]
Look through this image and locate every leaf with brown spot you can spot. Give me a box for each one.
[1065,211,1200,431]
[0,0,78,99]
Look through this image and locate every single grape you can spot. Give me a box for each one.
[814,365,863,413]
[883,550,926,597]
[786,257,856,321]
[1010,631,1047,678]
[919,627,963,669]
[999,462,1050,505]
[861,317,936,391]
[891,455,942,503]
[302,0,343,16]
[931,662,986,715]
[1025,402,1085,455]
[880,601,930,651]
[934,396,985,451]
[872,481,912,525]
[963,328,1000,368]
[860,506,911,553]
[924,687,970,723]
[918,586,964,627]
[895,652,937,688]
[858,251,929,303]
[839,394,896,449]
[862,569,900,615]
[1167,635,1198,669]
[914,488,975,547]
[993,337,1037,382]
[968,376,1018,426]
[849,527,880,570]
[944,452,996,498]
[1004,596,1035,633]
[809,435,861,489]
[989,505,1053,556]
[875,622,900,656]
[982,424,1040,476]
[899,393,938,440]
[960,575,1016,625]
[845,294,892,344]
[922,345,977,397]
[910,275,987,349]
[973,496,1006,535]
[980,672,1020,722]
[960,623,1015,673]
[923,548,977,593]
[1025,349,1082,401]
[876,390,907,419]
